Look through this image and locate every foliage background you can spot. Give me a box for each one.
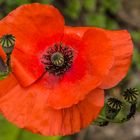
[0,0,140,140]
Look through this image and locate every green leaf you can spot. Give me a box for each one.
[131,31,140,42]
[83,0,97,11]
[61,136,72,140]
[6,0,29,6]
[64,0,81,20]
[133,48,140,70]
[106,18,119,29]
[0,75,7,80]
[0,115,62,140]
[0,72,8,80]
[15,0,30,5]
[0,115,20,140]
[41,0,54,4]
[19,130,61,140]
[0,0,4,3]
[85,13,106,27]
[102,0,121,13]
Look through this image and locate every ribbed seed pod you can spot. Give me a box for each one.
[122,88,138,104]
[106,98,123,120]
[0,34,15,54]
[51,52,64,67]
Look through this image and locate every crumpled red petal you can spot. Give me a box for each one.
[64,26,88,38]
[11,28,112,110]
[0,87,104,136]
[99,30,133,88]
[0,3,64,87]
[65,26,89,38]
[64,26,133,89]
[0,74,17,98]
[0,4,133,136]
[44,28,113,109]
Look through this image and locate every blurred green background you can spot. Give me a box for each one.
[0,0,140,140]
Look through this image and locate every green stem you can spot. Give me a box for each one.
[98,115,130,124]
[15,129,23,140]
[6,53,11,67]
[6,53,12,74]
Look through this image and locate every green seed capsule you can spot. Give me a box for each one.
[123,88,138,104]
[0,34,15,54]
[106,98,122,120]
[51,52,64,67]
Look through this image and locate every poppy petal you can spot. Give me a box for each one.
[81,28,114,85]
[64,26,89,37]
[0,3,64,87]
[43,29,113,109]
[65,27,133,89]
[45,31,93,109]
[0,87,104,136]
[0,74,18,98]
[99,30,133,89]
[0,26,109,109]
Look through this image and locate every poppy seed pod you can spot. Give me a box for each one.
[123,88,138,104]
[106,98,122,120]
[0,34,15,54]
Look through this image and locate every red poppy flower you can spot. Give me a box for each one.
[0,3,133,136]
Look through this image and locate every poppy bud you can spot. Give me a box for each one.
[0,34,15,54]
[122,88,138,104]
[106,98,122,120]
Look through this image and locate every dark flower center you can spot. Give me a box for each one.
[42,43,74,76]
